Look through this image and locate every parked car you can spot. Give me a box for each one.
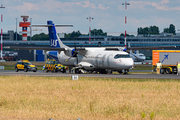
[15,60,37,72]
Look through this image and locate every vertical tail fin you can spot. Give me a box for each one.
[47,21,69,49]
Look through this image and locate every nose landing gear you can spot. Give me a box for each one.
[118,69,129,74]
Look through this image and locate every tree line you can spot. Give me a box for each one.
[137,24,176,36]
[14,24,176,40]
[14,28,108,41]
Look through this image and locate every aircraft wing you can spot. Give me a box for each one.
[76,48,87,56]
[4,46,65,51]
[105,48,119,51]
[4,46,87,55]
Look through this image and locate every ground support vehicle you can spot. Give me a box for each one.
[15,60,37,72]
[44,59,66,73]
[152,50,180,74]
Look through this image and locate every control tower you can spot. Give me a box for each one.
[19,16,30,41]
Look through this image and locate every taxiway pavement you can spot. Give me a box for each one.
[0,70,180,79]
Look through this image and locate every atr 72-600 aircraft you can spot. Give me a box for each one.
[6,21,134,74]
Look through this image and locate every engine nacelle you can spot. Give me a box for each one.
[64,49,73,57]
[78,62,96,71]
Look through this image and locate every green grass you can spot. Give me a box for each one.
[132,64,152,70]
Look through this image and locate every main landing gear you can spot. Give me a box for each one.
[118,69,129,74]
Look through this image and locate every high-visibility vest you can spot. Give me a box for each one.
[177,64,180,68]
[156,63,162,68]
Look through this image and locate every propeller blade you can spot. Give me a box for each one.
[76,56,78,67]
[74,39,77,51]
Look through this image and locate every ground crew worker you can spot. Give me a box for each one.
[156,61,162,74]
[62,65,65,69]
[177,62,180,75]
[62,65,66,73]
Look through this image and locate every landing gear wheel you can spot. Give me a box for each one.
[166,68,172,74]
[160,68,165,74]
[123,69,128,75]
[118,70,123,74]
[33,68,37,72]
[75,69,79,74]
[45,69,49,73]
[24,67,28,72]
[52,69,56,73]
[123,72,128,74]
[15,68,18,72]
[75,69,81,74]
[107,69,112,74]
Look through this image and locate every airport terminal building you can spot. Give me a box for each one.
[2,30,180,61]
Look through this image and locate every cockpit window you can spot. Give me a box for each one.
[114,54,130,59]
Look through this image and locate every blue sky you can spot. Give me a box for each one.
[0,0,180,36]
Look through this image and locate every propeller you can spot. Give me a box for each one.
[74,41,78,66]
[65,40,79,66]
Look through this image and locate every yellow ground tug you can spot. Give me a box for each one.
[44,59,66,73]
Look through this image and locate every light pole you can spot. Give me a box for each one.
[122,2,130,48]
[16,18,17,42]
[87,17,94,44]
[0,4,5,60]
[30,18,32,44]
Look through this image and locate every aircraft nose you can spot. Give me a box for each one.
[124,59,134,68]
[143,56,146,60]
[140,56,146,61]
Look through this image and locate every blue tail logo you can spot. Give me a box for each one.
[47,21,60,48]
[50,39,59,47]
[161,54,169,63]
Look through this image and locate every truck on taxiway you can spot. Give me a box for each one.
[152,50,180,74]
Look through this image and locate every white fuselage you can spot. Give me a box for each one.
[47,48,134,71]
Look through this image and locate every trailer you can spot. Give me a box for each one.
[152,50,180,74]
